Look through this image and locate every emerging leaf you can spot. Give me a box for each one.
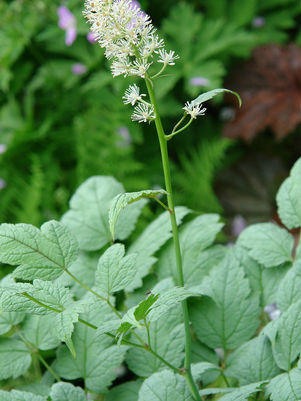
[109,189,167,240]
[192,88,241,107]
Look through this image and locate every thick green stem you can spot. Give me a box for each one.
[145,76,201,401]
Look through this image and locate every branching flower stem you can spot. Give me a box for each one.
[166,116,194,140]
[145,75,202,401]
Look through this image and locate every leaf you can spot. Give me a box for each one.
[95,244,137,295]
[106,381,142,401]
[191,362,221,381]
[234,245,290,306]
[266,368,301,401]
[157,215,225,286]
[0,311,25,336]
[272,300,301,371]
[0,279,74,314]
[224,44,301,141]
[109,189,167,240]
[22,315,61,351]
[226,335,281,385]
[277,260,301,311]
[217,382,266,401]
[50,382,87,401]
[126,308,185,377]
[276,157,301,229]
[54,299,127,393]
[62,176,145,251]
[0,390,46,401]
[0,338,31,380]
[0,221,78,281]
[190,250,260,349]
[127,206,190,290]
[134,293,159,321]
[238,223,294,267]
[192,88,241,107]
[138,370,194,401]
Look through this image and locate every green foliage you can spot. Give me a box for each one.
[0,156,300,399]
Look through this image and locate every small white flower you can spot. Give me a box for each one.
[123,84,146,106]
[183,101,206,119]
[156,49,179,66]
[132,103,155,123]
[130,59,152,78]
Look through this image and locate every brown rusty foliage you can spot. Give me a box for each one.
[223,44,301,141]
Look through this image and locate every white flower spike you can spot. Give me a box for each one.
[183,101,206,119]
[123,84,146,106]
[131,103,155,123]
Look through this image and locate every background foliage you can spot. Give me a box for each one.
[0,0,300,226]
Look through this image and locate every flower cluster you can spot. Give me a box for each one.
[183,102,206,119]
[83,0,178,78]
[123,84,155,123]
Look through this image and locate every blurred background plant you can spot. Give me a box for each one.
[0,0,300,229]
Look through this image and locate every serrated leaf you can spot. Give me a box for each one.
[234,245,290,306]
[218,382,266,401]
[276,157,301,229]
[0,279,74,314]
[106,381,141,401]
[134,294,159,321]
[157,215,225,286]
[62,177,145,251]
[109,189,167,240]
[0,338,31,380]
[272,300,301,371]
[277,260,301,311]
[95,244,137,295]
[0,311,25,335]
[138,370,193,401]
[226,335,280,385]
[191,362,221,381]
[192,88,242,107]
[50,382,87,401]
[238,223,294,267]
[54,299,127,393]
[127,207,190,290]
[0,390,46,401]
[126,308,185,377]
[22,315,61,350]
[190,251,260,349]
[0,221,78,281]
[267,368,301,401]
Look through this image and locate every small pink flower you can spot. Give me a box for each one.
[0,144,7,155]
[87,32,97,43]
[189,77,209,87]
[231,215,247,237]
[0,179,7,190]
[71,63,87,75]
[252,16,265,28]
[57,6,77,46]
[116,126,132,147]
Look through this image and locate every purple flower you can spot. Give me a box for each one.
[71,63,87,75]
[231,215,247,237]
[189,77,209,87]
[130,0,141,9]
[0,179,6,190]
[252,16,265,28]
[57,6,77,46]
[87,32,97,43]
[116,126,132,147]
[0,144,7,155]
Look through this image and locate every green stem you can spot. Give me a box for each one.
[151,63,168,79]
[152,196,171,212]
[166,116,194,140]
[145,76,201,401]
[17,331,61,382]
[144,318,151,347]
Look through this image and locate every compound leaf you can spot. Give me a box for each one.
[238,223,294,267]
[106,381,141,401]
[190,251,260,349]
[267,368,301,401]
[0,221,78,281]
[109,189,167,240]
[95,244,137,295]
[0,338,31,380]
[62,177,145,251]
